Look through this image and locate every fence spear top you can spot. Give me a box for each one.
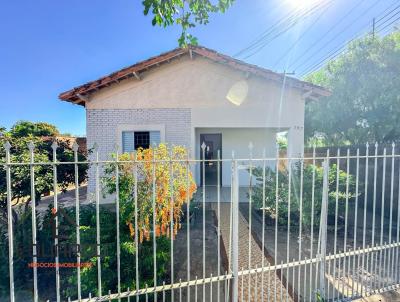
[27,141,35,151]
[3,141,11,151]
[72,141,79,152]
[51,140,58,150]
[248,141,253,150]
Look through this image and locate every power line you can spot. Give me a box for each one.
[234,0,329,59]
[240,2,330,60]
[377,15,400,33]
[375,3,400,24]
[301,2,400,76]
[299,1,400,76]
[233,6,307,57]
[288,0,366,70]
[292,0,381,72]
[375,9,400,31]
[272,0,334,68]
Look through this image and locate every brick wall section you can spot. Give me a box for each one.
[86,108,191,196]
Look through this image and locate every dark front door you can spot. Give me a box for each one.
[200,133,222,186]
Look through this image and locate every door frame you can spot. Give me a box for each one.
[199,133,222,187]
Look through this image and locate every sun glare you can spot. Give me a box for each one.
[287,0,321,9]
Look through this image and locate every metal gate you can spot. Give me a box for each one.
[2,141,400,301]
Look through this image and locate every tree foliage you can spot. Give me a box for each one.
[102,143,197,243]
[251,162,357,227]
[0,121,87,222]
[142,0,234,46]
[8,121,59,138]
[305,31,400,145]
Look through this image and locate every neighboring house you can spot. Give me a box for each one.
[59,45,329,187]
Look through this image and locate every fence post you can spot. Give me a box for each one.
[231,158,239,302]
[318,159,329,299]
[4,141,15,302]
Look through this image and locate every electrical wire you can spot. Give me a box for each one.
[272,0,334,68]
[234,0,329,59]
[292,0,381,72]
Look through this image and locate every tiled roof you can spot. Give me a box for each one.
[59,45,330,106]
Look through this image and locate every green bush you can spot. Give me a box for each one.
[251,162,357,227]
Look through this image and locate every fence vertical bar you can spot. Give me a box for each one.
[388,143,395,284]
[231,158,239,302]
[286,156,292,302]
[217,149,221,302]
[170,150,175,302]
[378,148,387,291]
[4,142,15,302]
[187,151,191,302]
[201,142,206,302]
[261,149,266,302]
[352,148,360,296]
[333,148,340,300]
[93,143,102,298]
[396,166,400,285]
[310,144,316,302]
[115,145,121,301]
[152,149,157,302]
[72,142,82,301]
[343,148,350,298]
[51,141,61,302]
[318,158,329,299]
[298,158,304,296]
[134,151,139,302]
[274,144,280,302]
[28,142,38,302]
[247,142,253,302]
[361,143,370,297]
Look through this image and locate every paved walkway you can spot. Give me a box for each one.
[211,202,293,302]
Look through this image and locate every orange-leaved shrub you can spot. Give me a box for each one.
[102,143,197,243]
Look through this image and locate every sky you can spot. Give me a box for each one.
[0,0,398,136]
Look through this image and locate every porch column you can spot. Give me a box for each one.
[287,125,304,158]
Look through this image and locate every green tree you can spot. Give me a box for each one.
[9,121,59,138]
[251,163,357,227]
[305,31,400,145]
[142,0,234,46]
[0,122,87,224]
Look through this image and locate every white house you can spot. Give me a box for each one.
[59,45,329,187]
